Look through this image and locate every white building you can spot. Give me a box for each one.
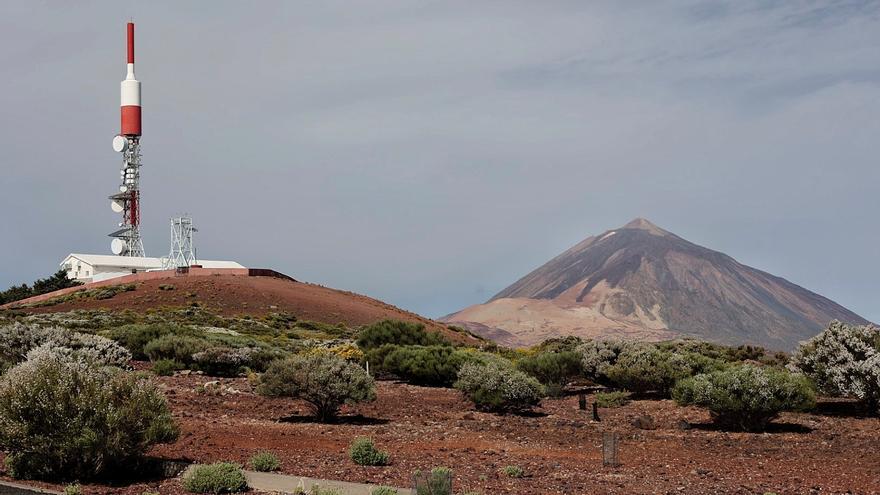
[61,253,245,283]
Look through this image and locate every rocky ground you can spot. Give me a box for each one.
[5,370,878,495]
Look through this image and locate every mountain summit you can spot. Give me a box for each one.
[444,219,870,350]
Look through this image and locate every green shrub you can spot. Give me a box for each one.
[192,347,253,377]
[183,462,248,494]
[349,437,390,466]
[374,345,474,387]
[502,465,524,478]
[144,335,209,364]
[789,320,880,413]
[371,487,398,495]
[673,365,816,431]
[257,353,376,421]
[63,484,82,495]
[0,349,178,480]
[515,351,582,396]
[152,358,184,376]
[249,451,280,472]
[604,346,724,396]
[356,320,449,350]
[594,391,630,408]
[107,323,181,360]
[413,467,452,495]
[455,361,544,413]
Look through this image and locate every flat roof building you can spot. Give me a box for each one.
[61,253,245,283]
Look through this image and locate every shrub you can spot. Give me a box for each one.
[144,335,209,364]
[673,365,816,431]
[257,353,376,421]
[183,463,248,494]
[575,340,639,386]
[371,487,398,495]
[604,346,724,396]
[192,347,253,377]
[63,484,82,495]
[455,361,544,413]
[531,336,585,354]
[152,358,184,376]
[249,451,281,472]
[412,467,452,495]
[0,349,178,480]
[515,351,582,396]
[502,465,524,478]
[0,322,131,368]
[356,320,450,350]
[307,343,364,362]
[375,345,475,387]
[349,437,390,466]
[107,323,180,359]
[594,391,630,408]
[788,321,880,414]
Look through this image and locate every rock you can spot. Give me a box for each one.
[676,419,692,430]
[632,414,656,430]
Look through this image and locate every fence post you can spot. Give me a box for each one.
[602,430,620,467]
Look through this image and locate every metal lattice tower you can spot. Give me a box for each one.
[162,216,198,269]
[108,136,145,257]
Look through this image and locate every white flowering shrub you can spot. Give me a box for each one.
[673,364,815,431]
[788,320,880,413]
[454,361,544,413]
[0,322,130,368]
[256,353,376,421]
[0,348,178,480]
[575,339,643,385]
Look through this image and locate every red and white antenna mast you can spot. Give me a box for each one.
[109,21,145,257]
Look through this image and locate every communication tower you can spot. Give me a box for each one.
[108,22,145,257]
[161,216,198,269]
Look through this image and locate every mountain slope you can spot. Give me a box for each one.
[444,218,870,350]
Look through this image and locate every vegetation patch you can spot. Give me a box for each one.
[502,465,524,478]
[515,350,582,396]
[249,450,281,472]
[356,319,450,350]
[455,361,544,414]
[349,437,390,466]
[0,349,178,480]
[594,391,630,408]
[789,320,880,414]
[257,353,376,421]
[182,462,248,494]
[673,364,816,431]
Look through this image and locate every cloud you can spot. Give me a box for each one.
[0,0,877,323]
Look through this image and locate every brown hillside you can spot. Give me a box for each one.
[9,274,473,344]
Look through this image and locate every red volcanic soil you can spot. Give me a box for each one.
[13,275,471,343]
[10,372,879,495]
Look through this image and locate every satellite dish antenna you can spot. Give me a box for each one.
[111,200,124,213]
[112,135,128,153]
[119,185,128,193]
[110,238,125,255]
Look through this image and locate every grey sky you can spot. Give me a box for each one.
[1,1,878,323]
